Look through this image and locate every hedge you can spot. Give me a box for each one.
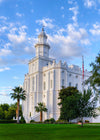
[0,120,17,123]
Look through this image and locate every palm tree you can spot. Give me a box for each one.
[35,102,47,122]
[10,86,26,123]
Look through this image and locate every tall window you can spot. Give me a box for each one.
[69,82,71,87]
[62,79,64,87]
[76,83,78,89]
[44,82,46,90]
[69,73,71,77]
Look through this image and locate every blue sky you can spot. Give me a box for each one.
[0,0,100,104]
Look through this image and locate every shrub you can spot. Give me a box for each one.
[30,120,35,123]
[44,118,55,124]
[49,118,55,123]
[85,120,89,123]
[44,119,50,123]
[0,120,17,123]
[56,119,68,124]
[20,116,26,123]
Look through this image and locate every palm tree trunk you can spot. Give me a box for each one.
[17,99,20,123]
[40,111,42,122]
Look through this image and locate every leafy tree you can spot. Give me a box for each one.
[86,53,100,93]
[35,102,48,122]
[77,89,97,127]
[58,87,80,122]
[58,87,97,126]
[0,106,3,119]
[0,104,9,111]
[10,103,22,117]
[10,86,26,123]
[4,103,22,120]
[5,107,16,120]
[0,104,9,119]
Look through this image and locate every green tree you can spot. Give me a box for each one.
[0,106,3,119]
[4,103,22,120]
[5,107,16,120]
[86,53,100,93]
[35,102,48,122]
[58,87,80,122]
[0,104,9,119]
[10,103,22,117]
[10,86,26,123]
[77,89,97,127]
[0,104,9,111]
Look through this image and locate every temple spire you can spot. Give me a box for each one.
[35,28,50,57]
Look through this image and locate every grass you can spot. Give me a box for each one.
[0,123,100,140]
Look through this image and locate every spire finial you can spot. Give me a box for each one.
[42,24,45,31]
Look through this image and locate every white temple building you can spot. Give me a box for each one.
[22,28,98,123]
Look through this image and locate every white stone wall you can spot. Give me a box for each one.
[22,29,92,123]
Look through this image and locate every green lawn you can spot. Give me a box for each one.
[0,123,100,140]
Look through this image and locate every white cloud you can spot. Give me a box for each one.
[90,23,100,35]
[16,12,24,17]
[16,4,18,7]
[84,0,96,8]
[0,26,8,33]
[31,9,34,13]
[0,18,36,66]
[68,0,73,4]
[62,14,65,18]
[69,6,78,26]
[0,86,12,96]
[0,0,3,3]
[48,24,90,59]
[36,18,54,29]
[8,33,26,44]
[0,67,10,72]
[0,49,11,56]
[0,16,7,20]
[13,76,19,79]
[61,6,64,10]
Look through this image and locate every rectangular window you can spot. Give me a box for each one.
[69,82,71,87]
[69,74,71,77]
[62,79,64,86]
[76,83,78,89]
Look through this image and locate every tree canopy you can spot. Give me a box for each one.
[0,103,22,120]
[58,87,80,121]
[58,87,98,125]
[77,89,97,126]
[86,53,100,93]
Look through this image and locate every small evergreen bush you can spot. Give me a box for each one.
[44,118,55,124]
[30,120,35,123]
[85,120,89,123]
[20,116,26,123]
